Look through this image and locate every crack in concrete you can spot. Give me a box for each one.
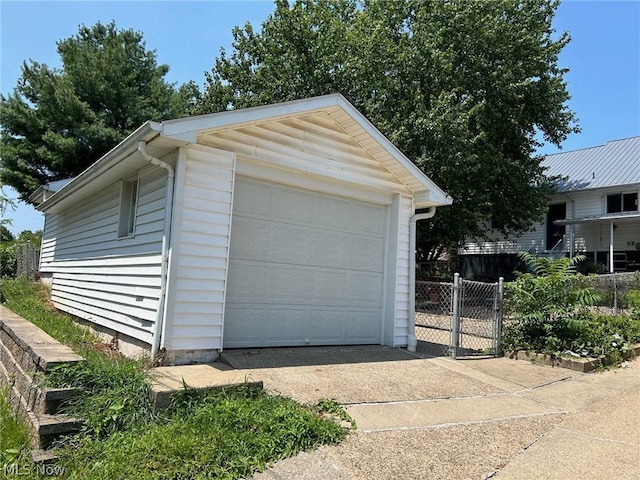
[355,412,566,434]
[554,426,639,446]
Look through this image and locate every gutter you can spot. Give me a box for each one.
[137,141,175,358]
[36,122,162,212]
[407,207,437,353]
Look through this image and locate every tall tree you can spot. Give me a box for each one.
[207,0,578,260]
[0,22,193,202]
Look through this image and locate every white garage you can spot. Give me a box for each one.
[35,94,452,364]
[224,178,387,347]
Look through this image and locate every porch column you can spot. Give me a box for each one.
[609,220,614,273]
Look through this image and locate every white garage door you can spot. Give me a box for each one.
[224,178,387,348]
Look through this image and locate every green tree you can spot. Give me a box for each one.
[1,21,193,202]
[0,225,14,244]
[207,0,578,260]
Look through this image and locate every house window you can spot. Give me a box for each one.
[606,193,638,213]
[118,177,139,237]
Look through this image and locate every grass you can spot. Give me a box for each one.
[0,279,352,479]
[0,387,32,471]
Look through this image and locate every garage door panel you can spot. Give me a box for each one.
[224,307,268,345]
[271,188,315,224]
[229,217,269,260]
[312,271,348,303]
[268,224,314,264]
[349,273,384,305]
[233,179,271,218]
[351,236,385,272]
[313,231,352,267]
[309,310,347,342]
[352,203,387,235]
[348,311,381,342]
[227,262,267,302]
[225,179,386,348]
[265,308,307,342]
[266,266,311,302]
[315,196,354,230]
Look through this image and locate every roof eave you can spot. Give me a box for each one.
[36,121,162,212]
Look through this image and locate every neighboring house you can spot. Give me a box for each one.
[30,94,452,364]
[460,136,640,279]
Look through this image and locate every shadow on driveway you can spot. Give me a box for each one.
[221,345,418,369]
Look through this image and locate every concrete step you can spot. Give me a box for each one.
[150,362,263,411]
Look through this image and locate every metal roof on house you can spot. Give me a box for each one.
[542,136,640,192]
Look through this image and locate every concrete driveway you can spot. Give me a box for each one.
[220,346,640,480]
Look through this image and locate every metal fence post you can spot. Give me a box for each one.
[493,277,504,356]
[451,273,460,359]
[613,274,618,315]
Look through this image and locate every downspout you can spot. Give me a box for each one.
[407,207,437,352]
[138,141,175,357]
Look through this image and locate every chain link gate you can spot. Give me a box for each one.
[414,274,503,358]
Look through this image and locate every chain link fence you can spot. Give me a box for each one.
[584,272,640,315]
[415,281,454,356]
[415,275,503,358]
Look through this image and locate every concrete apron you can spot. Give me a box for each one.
[227,346,640,480]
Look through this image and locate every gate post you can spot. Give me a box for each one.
[451,273,461,359]
[493,277,504,356]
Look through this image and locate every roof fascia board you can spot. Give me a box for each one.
[161,94,345,140]
[555,212,640,225]
[36,121,162,212]
[333,96,452,207]
[161,93,452,207]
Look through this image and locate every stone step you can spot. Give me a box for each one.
[0,306,84,375]
[1,359,83,449]
[0,305,84,449]
[0,337,78,415]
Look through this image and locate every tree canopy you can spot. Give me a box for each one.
[0,21,194,202]
[207,0,578,260]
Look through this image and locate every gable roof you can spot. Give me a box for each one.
[543,136,640,192]
[35,94,451,213]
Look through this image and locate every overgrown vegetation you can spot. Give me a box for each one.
[0,226,41,279]
[503,252,640,366]
[0,387,32,471]
[1,279,352,478]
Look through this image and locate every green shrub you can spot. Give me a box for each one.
[503,253,640,366]
[504,252,599,325]
[0,242,17,278]
[623,290,640,310]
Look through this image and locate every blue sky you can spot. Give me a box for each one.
[1,0,639,234]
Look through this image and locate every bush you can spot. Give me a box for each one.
[503,252,640,366]
[0,243,17,278]
[504,252,599,325]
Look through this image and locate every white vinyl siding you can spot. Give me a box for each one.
[462,187,640,256]
[393,195,413,346]
[163,145,236,351]
[198,112,412,200]
[39,164,170,343]
[224,178,387,348]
